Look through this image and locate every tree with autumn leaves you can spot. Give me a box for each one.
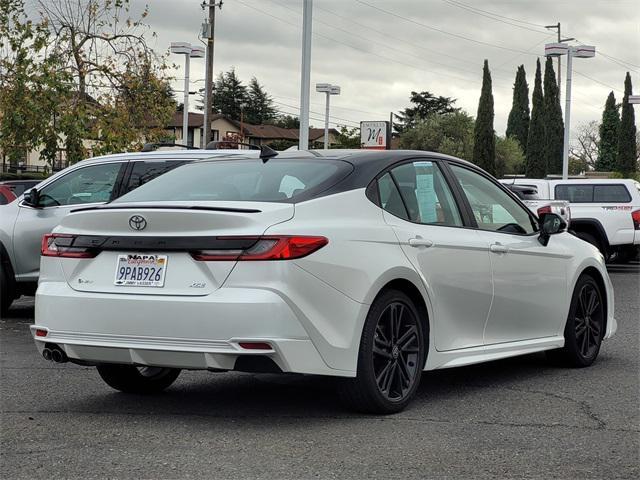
[0,0,175,169]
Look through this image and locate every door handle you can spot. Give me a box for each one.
[490,243,508,253]
[408,237,434,248]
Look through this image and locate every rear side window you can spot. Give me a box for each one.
[555,184,631,203]
[115,158,352,203]
[123,161,187,194]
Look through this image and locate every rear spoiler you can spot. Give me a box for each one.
[70,204,262,214]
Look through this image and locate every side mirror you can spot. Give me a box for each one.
[538,213,567,246]
[23,188,40,208]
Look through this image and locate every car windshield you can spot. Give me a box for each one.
[114,158,352,204]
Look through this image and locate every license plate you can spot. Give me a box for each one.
[114,254,168,287]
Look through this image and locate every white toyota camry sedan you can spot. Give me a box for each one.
[32,150,616,413]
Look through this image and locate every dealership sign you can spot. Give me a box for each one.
[360,121,389,150]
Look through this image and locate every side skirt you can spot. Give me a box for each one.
[424,336,565,370]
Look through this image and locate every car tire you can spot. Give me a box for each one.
[546,274,605,368]
[340,289,426,414]
[0,267,15,318]
[97,364,181,393]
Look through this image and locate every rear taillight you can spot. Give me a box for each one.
[191,236,328,261]
[537,205,552,217]
[632,209,640,230]
[41,234,97,259]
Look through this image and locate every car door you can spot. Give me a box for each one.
[13,161,126,280]
[378,159,493,351]
[448,164,569,344]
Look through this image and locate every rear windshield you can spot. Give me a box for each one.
[114,158,352,204]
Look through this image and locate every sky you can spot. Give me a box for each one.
[140,0,639,140]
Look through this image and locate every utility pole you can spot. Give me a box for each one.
[202,1,223,148]
[545,22,574,101]
[299,0,313,151]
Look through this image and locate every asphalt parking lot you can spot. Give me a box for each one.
[1,263,638,479]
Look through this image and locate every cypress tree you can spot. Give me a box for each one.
[616,72,637,175]
[526,59,546,178]
[543,57,564,174]
[472,60,496,175]
[596,92,620,171]
[506,65,530,154]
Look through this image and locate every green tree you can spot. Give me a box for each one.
[596,92,619,171]
[506,65,530,154]
[616,72,637,175]
[399,111,474,160]
[268,115,300,129]
[394,91,459,134]
[93,61,176,156]
[0,0,69,167]
[331,126,361,148]
[244,77,277,125]
[543,57,564,174]
[496,136,525,177]
[210,68,248,120]
[472,60,496,175]
[526,59,546,178]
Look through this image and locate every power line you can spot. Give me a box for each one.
[441,0,549,34]
[441,0,548,29]
[234,0,479,85]
[353,0,540,56]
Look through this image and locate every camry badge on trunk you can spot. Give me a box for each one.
[129,215,147,231]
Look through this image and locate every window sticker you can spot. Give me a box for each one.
[415,162,437,223]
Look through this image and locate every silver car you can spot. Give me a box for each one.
[0,149,259,315]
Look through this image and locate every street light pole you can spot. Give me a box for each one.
[545,43,595,180]
[562,48,573,181]
[299,0,313,151]
[171,43,204,147]
[316,83,340,149]
[182,54,190,146]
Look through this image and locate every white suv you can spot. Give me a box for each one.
[502,178,640,262]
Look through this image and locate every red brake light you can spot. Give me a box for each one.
[35,329,48,337]
[537,205,552,217]
[191,236,328,261]
[632,209,640,230]
[41,234,97,258]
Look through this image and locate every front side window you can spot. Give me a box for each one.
[450,164,537,234]
[38,163,122,207]
[378,161,462,227]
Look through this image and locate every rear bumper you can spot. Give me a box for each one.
[33,281,355,377]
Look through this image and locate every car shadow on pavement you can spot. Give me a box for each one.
[51,352,569,420]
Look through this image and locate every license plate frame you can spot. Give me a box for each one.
[114,254,168,287]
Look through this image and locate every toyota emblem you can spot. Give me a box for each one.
[129,215,147,231]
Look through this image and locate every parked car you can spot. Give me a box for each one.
[0,185,17,205]
[0,179,42,197]
[503,183,571,226]
[0,149,261,315]
[501,178,640,262]
[32,150,615,413]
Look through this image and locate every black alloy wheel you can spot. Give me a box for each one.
[340,289,425,414]
[573,282,604,359]
[547,274,605,367]
[372,302,421,401]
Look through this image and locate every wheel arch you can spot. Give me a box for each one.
[370,276,432,364]
[578,265,609,336]
[570,218,610,250]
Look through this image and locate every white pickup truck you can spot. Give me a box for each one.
[501,178,640,262]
